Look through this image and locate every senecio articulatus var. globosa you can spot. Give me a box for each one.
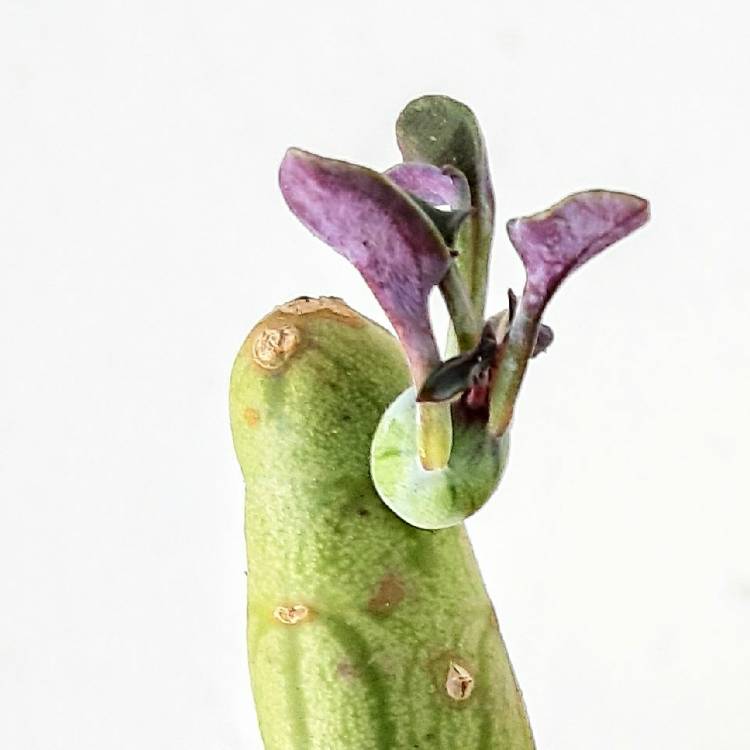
[229,95,650,749]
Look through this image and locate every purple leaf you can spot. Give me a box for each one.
[385,163,471,211]
[488,190,649,436]
[279,148,452,383]
[507,190,649,309]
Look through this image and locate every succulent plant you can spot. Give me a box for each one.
[229,94,649,749]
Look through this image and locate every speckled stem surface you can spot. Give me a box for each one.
[229,297,535,750]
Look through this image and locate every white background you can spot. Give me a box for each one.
[1,1,748,748]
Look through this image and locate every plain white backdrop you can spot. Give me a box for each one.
[1,1,748,748]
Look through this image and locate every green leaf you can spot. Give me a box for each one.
[396,95,495,348]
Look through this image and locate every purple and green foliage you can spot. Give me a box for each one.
[396,95,495,323]
[231,94,649,749]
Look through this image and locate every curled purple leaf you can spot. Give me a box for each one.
[387,163,473,248]
[396,96,493,218]
[507,190,650,310]
[278,148,451,384]
[385,162,471,211]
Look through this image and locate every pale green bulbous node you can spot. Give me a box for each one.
[371,388,510,529]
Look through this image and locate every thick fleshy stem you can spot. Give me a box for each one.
[231,298,535,746]
[488,190,650,437]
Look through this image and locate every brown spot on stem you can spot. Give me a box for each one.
[275,296,364,326]
[272,604,310,625]
[252,325,300,370]
[367,574,405,616]
[336,661,358,681]
[243,407,260,427]
[445,661,474,701]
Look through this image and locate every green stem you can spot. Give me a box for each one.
[416,401,453,471]
[460,211,492,317]
[446,211,492,358]
[411,357,453,471]
[439,263,481,354]
[487,293,541,437]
